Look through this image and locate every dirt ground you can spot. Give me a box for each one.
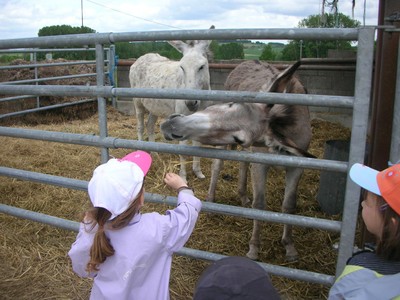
[0,60,355,299]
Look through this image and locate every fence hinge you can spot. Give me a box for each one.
[385,11,400,23]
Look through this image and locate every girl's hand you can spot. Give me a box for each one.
[164,173,188,191]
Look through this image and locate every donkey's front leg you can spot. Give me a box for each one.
[206,146,227,202]
[238,161,250,206]
[247,162,268,260]
[134,102,145,141]
[146,113,158,142]
[281,167,304,261]
[192,140,205,179]
[178,140,188,181]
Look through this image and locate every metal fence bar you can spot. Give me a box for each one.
[335,27,376,276]
[0,73,98,85]
[0,60,97,70]
[0,166,341,232]
[0,203,334,285]
[95,43,109,163]
[0,126,348,172]
[0,48,98,53]
[0,95,35,102]
[0,167,88,190]
[0,85,354,108]
[0,98,96,119]
[0,204,80,232]
[0,47,111,108]
[107,45,117,107]
[0,28,359,49]
[177,247,334,285]
[32,51,39,107]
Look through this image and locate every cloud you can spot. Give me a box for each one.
[0,0,378,40]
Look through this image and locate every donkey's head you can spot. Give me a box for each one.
[161,60,313,157]
[161,102,272,148]
[168,26,214,112]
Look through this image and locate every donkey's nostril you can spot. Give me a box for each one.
[233,136,244,145]
[171,133,184,139]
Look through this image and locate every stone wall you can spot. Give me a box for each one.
[116,60,355,127]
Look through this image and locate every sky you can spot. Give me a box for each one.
[1,0,379,41]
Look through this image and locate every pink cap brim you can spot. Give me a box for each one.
[119,150,152,176]
[349,163,381,195]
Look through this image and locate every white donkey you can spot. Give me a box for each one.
[161,60,314,261]
[129,36,213,180]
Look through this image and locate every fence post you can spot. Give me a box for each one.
[95,43,109,163]
[335,26,376,277]
[32,50,40,108]
[108,44,117,108]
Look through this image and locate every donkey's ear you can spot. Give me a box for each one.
[168,40,188,54]
[195,39,212,51]
[194,25,215,50]
[258,103,274,115]
[267,61,301,92]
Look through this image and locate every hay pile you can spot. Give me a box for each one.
[0,59,98,118]
[0,105,353,299]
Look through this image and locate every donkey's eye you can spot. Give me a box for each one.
[228,103,234,108]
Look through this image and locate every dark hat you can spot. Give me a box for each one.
[193,256,280,300]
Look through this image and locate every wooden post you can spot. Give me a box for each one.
[362,0,400,246]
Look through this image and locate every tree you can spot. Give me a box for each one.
[281,13,360,61]
[38,25,95,37]
[115,42,181,60]
[298,12,360,29]
[209,40,220,60]
[37,25,97,60]
[259,44,276,61]
[214,42,244,60]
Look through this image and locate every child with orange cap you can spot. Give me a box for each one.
[329,163,400,299]
[68,151,202,300]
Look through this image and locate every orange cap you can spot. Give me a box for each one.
[377,164,400,215]
[350,163,400,215]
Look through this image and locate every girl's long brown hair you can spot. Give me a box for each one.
[376,195,400,260]
[85,187,144,273]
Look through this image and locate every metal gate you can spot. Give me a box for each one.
[0,27,378,286]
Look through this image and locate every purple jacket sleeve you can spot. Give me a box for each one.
[164,189,202,253]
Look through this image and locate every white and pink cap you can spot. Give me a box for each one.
[88,151,152,220]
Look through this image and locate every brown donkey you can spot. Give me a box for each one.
[161,60,313,261]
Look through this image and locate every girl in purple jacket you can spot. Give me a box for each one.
[69,151,202,300]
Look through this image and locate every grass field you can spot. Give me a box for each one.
[243,42,285,60]
[243,42,263,59]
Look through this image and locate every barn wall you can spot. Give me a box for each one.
[116,61,355,127]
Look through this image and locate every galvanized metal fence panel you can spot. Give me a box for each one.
[0,27,377,286]
[0,45,116,117]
